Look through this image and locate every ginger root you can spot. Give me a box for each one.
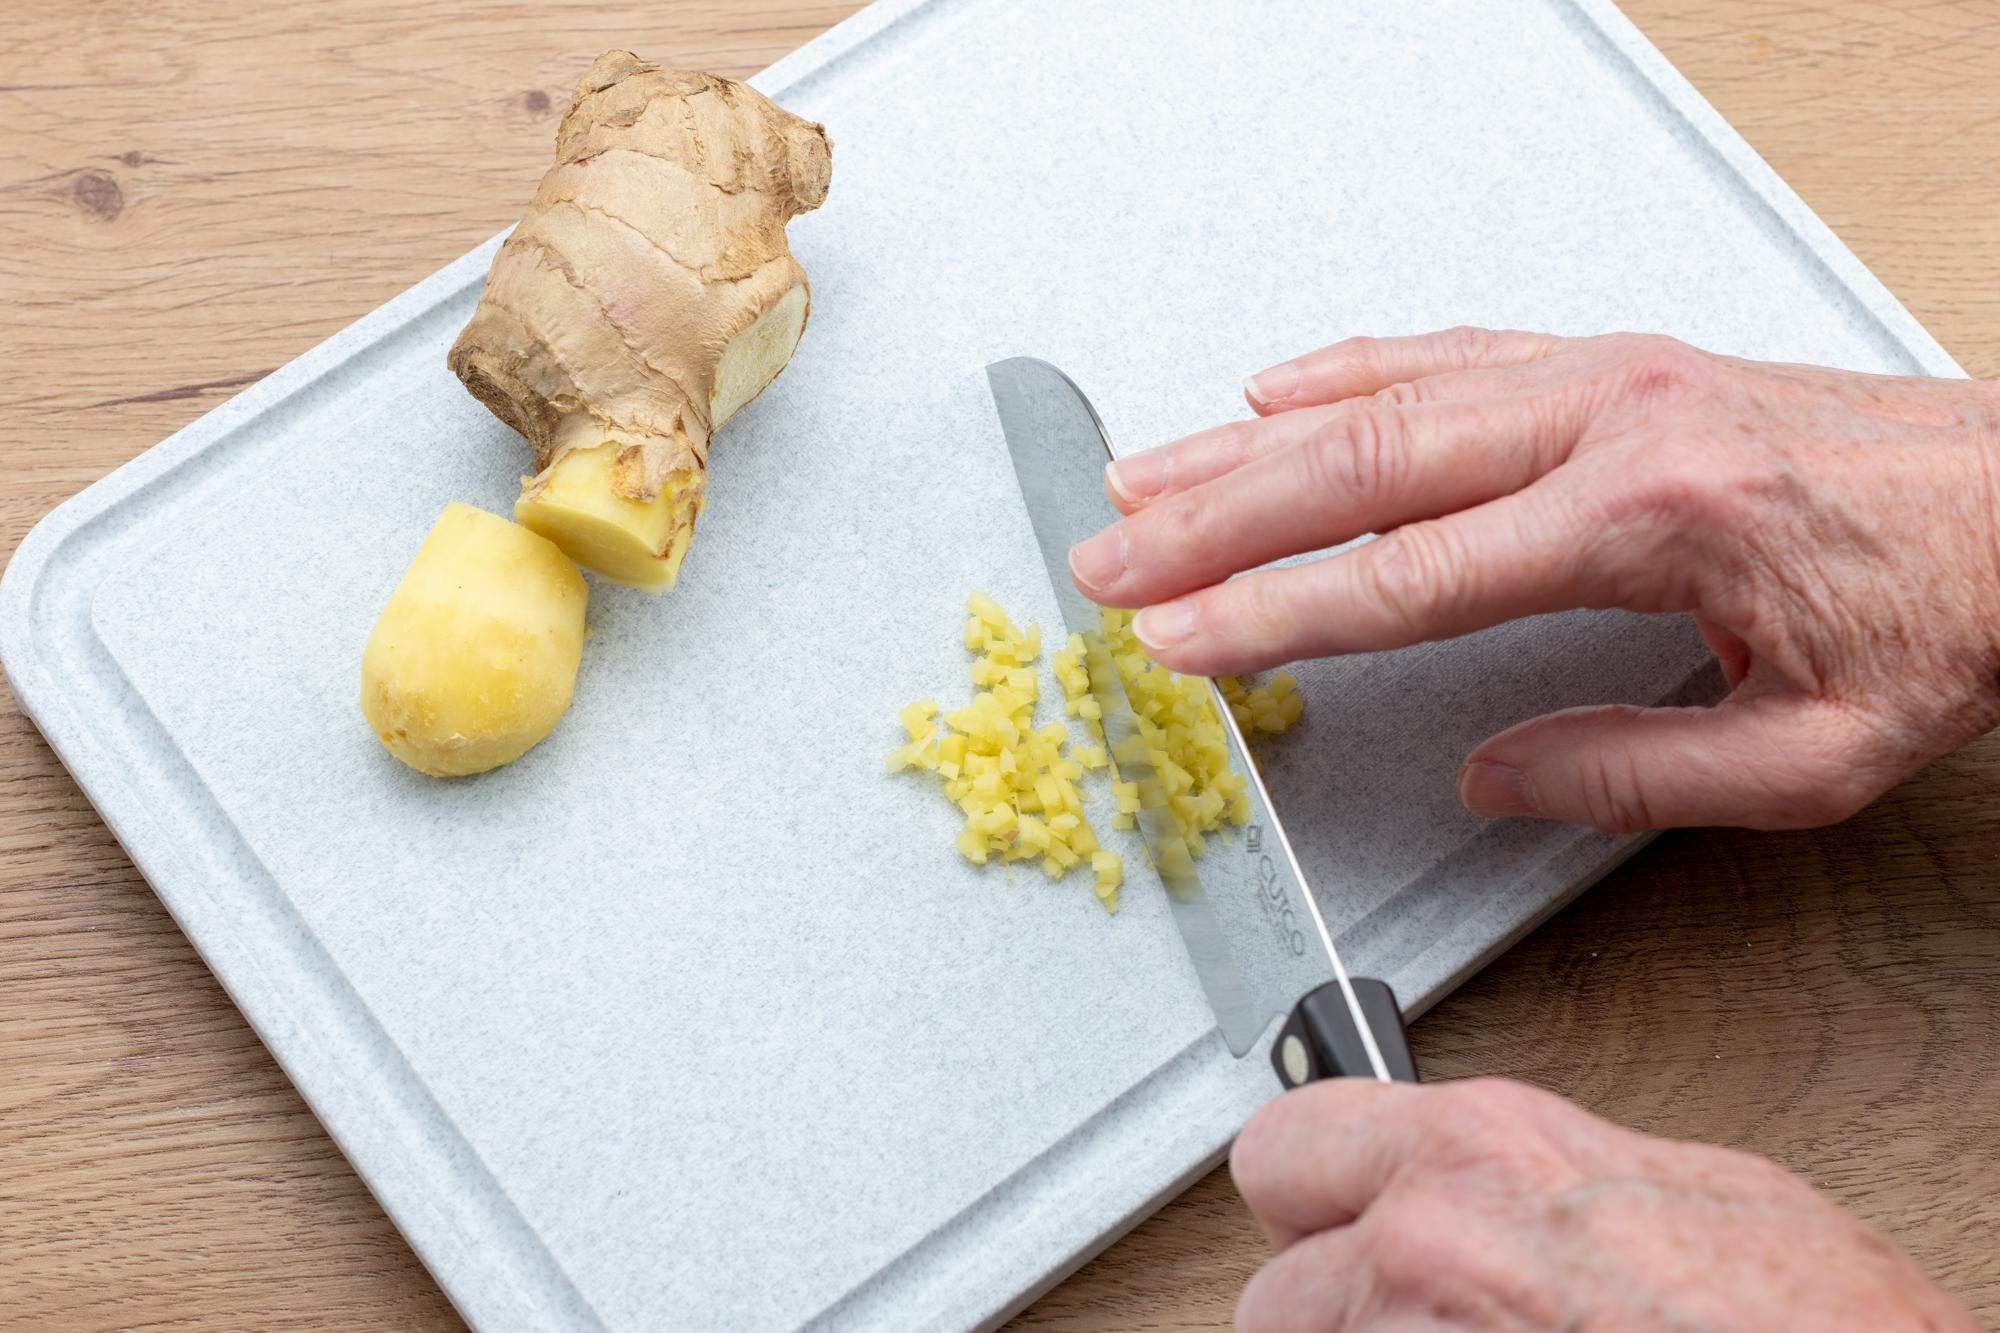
[449,52,832,590]
[361,504,587,776]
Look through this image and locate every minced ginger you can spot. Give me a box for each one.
[891,594,1302,913]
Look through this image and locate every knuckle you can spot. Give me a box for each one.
[1592,330,1720,404]
[1152,485,1232,567]
[1437,323,1498,364]
[1634,454,1717,527]
[1418,1079,1581,1175]
[1363,1189,1567,1327]
[1302,408,1407,506]
[1321,334,1384,385]
[1425,1077,1545,1139]
[1577,731,1657,834]
[1213,428,1263,474]
[1622,441,1795,536]
[1231,571,1299,656]
[1370,379,1430,408]
[1758,750,1878,828]
[1358,1194,1449,1288]
[1610,333,1712,398]
[1181,423,1260,481]
[1362,522,1468,639]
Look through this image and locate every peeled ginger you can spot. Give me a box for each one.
[1221,670,1305,736]
[889,596,1306,915]
[890,594,1121,910]
[1062,610,1302,861]
[360,504,587,777]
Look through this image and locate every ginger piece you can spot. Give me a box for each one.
[891,599,1306,914]
[449,53,832,590]
[891,594,1117,909]
[361,504,587,776]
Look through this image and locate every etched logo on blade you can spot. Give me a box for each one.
[1248,827,1308,957]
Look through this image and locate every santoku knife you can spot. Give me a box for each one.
[986,356,1417,1087]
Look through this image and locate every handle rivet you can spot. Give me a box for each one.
[1280,1033,1309,1085]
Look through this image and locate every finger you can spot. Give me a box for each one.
[1243,326,1567,415]
[1074,394,1583,609]
[1243,1186,1576,1333]
[1106,402,1335,514]
[1128,488,1610,676]
[1234,1227,1368,1333]
[1457,693,1891,832]
[1107,363,1570,513]
[1230,1080,1429,1249]
[1693,612,1751,688]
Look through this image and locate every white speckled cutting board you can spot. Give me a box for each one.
[0,2,1962,1328]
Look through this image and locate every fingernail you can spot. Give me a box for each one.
[1106,450,1168,505]
[1134,600,1198,650]
[1459,761,1537,818]
[1069,528,1126,593]
[1245,360,1300,407]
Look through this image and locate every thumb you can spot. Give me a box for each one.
[1456,697,1879,832]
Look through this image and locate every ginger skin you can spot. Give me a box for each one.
[449,52,832,590]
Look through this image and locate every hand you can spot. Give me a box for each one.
[1067,330,2000,831]
[1229,1078,1980,1332]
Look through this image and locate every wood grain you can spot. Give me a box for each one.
[3,2,1997,1328]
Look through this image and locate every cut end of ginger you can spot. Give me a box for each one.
[712,283,810,429]
[510,281,801,590]
[360,503,588,777]
[515,443,702,590]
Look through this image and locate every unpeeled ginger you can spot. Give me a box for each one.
[449,54,831,591]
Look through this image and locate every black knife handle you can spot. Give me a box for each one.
[1271,977,1419,1086]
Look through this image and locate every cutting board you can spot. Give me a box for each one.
[0,1,1962,1328]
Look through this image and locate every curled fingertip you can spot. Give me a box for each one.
[1244,360,1301,411]
[1105,448,1167,507]
[1133,599,1199,651]
[1458,759,1537,818]
[1104,459,1141,508]
[1068,527,1127,595]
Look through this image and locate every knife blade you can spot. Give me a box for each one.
[985,356,1417,1086]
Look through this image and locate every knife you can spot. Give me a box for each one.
[986,357,1417,1087]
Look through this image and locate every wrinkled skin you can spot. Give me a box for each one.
[1229,1079,1981,1333]
[1068,329,1998,1326]
[1068,329,2000,831]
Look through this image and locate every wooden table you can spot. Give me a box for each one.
[4,2,1997,1327]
